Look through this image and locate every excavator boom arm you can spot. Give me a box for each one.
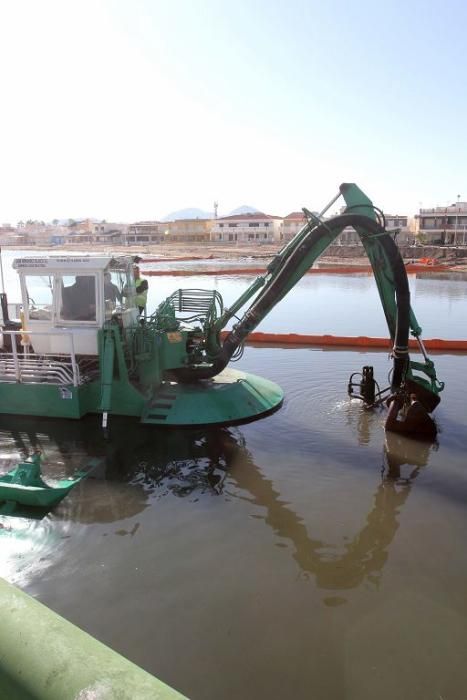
[169,183,443,408]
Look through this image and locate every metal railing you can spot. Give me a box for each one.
[419,223,467,230]
[420,208,467,214]
[0,330,80,386]
[169,288,223,322]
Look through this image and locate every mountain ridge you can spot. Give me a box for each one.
[162,204,259,220]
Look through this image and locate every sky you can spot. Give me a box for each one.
[0,0,466,223]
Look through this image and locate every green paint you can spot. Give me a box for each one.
[0,576,186,700]
[141,369,283,426]
[0,453,85,510]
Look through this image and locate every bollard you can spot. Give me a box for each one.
[0,576,186,700]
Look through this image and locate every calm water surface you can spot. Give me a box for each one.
[2,248,467,338]
[149,272,467,339]
[1,251,467,699]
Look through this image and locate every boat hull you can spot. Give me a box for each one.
[0,369,284,426]
[0,482,78,508]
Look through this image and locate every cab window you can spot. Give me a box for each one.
[104,270,126,306]
[58,275,97,322]
[25,275,54,320]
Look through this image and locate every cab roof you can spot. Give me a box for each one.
[12,255,132,273]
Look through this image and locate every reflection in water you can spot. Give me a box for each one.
[383,431,434,483]
[161,423,436,601]
[102,426,234,498]
[230,437,429,600]
[0,417,144,584]
[0,511,65,585]
[344,399,384,446]
[0,415,436,602]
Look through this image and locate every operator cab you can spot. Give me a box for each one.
[12,256,138,355]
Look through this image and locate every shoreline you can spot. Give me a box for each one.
[2,242,467,272]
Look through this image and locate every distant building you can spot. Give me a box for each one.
[2,222,70,246]
[91,222,127,239]
[280,212,306,242]
[70,218,98,234]
[385,215,414,245]
[415,203,467,245]
[127,221,168,245]
[166,219,213,243]
[337,212,413,246]
[276,210,415,247]
[50,234,66,246]
[0,224,26,245]
[92,223,127,243]
[211,213,282,244]
[64,222,127,246]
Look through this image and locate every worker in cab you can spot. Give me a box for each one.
[104,272,122,305]
[385,393,437,440]
[133,265,149,315]
[62,275,96,321]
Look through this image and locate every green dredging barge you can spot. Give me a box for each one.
[0,184,444,427]
[0,254,282,426]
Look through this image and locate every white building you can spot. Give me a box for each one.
[127,221,167,244]
[280,212,306,242]
[280,210,414,247]
[338,214,413,245]
[416,203,467,245]
[65,222,128,246]
[210,212,282,244]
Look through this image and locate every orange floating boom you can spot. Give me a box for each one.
[218,331,467,353]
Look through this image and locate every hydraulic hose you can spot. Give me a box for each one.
[170,214,410,387]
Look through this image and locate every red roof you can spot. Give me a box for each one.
[283,212,306,220]
[131,220,165,225]
[217,212,282,222]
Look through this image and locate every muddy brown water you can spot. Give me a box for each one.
[1,252,467,697]
[1,345,467,700]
